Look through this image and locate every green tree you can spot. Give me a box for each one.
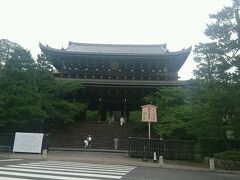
[144,87,195,139]
[0,40,86,132]
[0,39,22,69]
[193,0,240,139]
[0,46,47,131]
[194,0,240,83]
[40,79,87,130]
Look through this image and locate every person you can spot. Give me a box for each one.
[114,137,119,150]
[112,114,115,123]
[87,134,92,148]
[84,139,88,149]
[108,116,111,124]
[120,116,125,126]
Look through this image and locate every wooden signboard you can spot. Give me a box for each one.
[141,104,157,122]
[141,104,158,139]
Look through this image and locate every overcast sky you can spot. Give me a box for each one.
[0,0,231,80]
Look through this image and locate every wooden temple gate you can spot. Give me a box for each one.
[40,42,191,121]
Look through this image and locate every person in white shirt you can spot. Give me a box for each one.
[87,134,92,148]
[84,139,88,149]
[120,117,125,126]
[114,137,119,150]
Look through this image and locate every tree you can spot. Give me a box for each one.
[193,0,240,140]
[0,39,22,69]
[144,87,196,139]
[40,79,87,130]
[0,46,47,131]
[0,40,86,132]
[190,82,240,140]
[194,0,240,83]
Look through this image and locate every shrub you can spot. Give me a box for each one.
[214,151,240,162]
[128,111,146,129]
[86,110,97,121]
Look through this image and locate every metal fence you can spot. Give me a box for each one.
[128,137,195,161]
[0,133,49,153]
[0,133,15,152]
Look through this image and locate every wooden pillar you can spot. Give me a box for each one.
[81,110,87,121]
[97,98,102,122]
[102,108,107,122]
[123,99,128,122]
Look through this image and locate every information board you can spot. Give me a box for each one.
[13,132,44,153]
[141,104,157,122]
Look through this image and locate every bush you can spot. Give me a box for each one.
[214,151,240,162]
[128,111,146,129]
[198,138,226,156]
[86,110,97,121]
[196,138,240,157]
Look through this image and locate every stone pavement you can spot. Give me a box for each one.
[0,150,239,175]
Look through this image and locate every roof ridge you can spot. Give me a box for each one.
[68,41,167,48]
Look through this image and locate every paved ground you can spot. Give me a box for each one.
[125,167,240,180]
[0,150,238,172]
[0,158,239,180]
[0,159,135,179]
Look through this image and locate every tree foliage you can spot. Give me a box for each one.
[192,0,240,140]
[144,87,196,139]
[144,82,240,140]
[130,1,240,141]
[0,39,22,69]
[194,0,240,83]
[0,39,86,132]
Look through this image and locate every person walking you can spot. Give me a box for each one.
[114,137,119,150]
[120,116,125,126]
[112,114,115,123]
[84,139,88,149]
[87,134,92,148]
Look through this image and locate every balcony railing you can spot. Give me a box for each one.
[53,69,178,81]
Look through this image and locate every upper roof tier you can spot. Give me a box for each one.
[39,41,191,56]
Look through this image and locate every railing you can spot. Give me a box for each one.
[0,133,49,153]
[0,133,15,152]
[54,70,178,81]
[128,137,195,161]
[0,133,15,146]
[128,137,240,161]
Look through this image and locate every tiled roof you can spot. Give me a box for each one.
[65,41,168,54]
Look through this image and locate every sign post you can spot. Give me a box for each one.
[141,104,158,139]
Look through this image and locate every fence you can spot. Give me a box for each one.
[0,133,15,152]
[128,137,240,161]
[128,137,195,161]
[0,133,49,153]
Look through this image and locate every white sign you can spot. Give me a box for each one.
[13,132,44,154]
[141,104,158,122]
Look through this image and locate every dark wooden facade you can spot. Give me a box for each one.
[40,42,191,121]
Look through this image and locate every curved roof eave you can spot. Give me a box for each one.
[39,43,191,58]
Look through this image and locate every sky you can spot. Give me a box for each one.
[0,0,232,80]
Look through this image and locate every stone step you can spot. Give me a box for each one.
[48,121,151,150]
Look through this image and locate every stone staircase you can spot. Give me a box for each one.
[48,121,150,150]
